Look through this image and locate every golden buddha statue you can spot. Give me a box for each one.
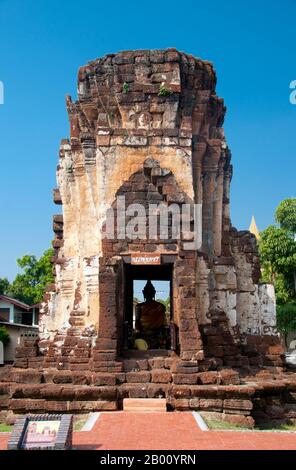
[135,280,167,348]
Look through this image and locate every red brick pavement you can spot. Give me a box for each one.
[0,412,295,450]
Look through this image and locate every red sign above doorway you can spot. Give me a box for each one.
[131,253,161,265]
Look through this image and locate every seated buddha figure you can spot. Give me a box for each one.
[135,280,167,349]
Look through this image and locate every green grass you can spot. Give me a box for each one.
[256,422,296,432]
[0,424,12,432]
[73,415,89,431]
[202,418,247,431]
[201,414,296,432]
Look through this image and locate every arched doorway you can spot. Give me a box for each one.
[98,161,202,362]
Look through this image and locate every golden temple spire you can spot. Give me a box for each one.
[249,215,260,240]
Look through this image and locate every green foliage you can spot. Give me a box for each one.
[0,277,10,295]
[275,198,296,234]
[259,198,296,309]
[158,84,173,97]
[8,248,54,305]
[0,326,10,346]
[259,198,296,342]
[273,273,296,304]
[259,225,296,277]
[122,82,129,93]
[276,303,296,335]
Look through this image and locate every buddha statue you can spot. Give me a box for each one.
[135,280,167,348]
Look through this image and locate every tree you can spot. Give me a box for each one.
[275,198,296,235]
[8,249,54,305]
[259,199,296,302]
[0,278,10,295]
[260,199,296,348]
[276,303,296,348]
[0,326,10,346]
[275,198,296,292]
[260,225,296,281]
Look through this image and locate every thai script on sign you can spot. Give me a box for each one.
[131,253,161,265]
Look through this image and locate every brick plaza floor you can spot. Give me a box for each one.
[0,412,296,450]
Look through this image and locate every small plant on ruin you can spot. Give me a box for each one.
[123,82,129,93]
[158,83,173,97]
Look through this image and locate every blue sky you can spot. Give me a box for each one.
[0,0,295,280]
[134,281,169,302]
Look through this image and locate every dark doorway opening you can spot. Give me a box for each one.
[123,263,173,351]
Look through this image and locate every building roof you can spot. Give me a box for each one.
[0,295,40,311]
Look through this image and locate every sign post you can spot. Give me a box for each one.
[7,414,73,450]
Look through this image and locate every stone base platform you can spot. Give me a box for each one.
[1,361,296,428]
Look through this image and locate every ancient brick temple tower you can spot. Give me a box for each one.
[2,49,294,427]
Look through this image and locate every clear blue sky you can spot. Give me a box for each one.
[0,0,295,280]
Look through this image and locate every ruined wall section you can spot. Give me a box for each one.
[230,229,278,338]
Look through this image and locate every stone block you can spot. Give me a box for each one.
[223,399,253,414]
[10,369,41,384]
[173,361,199,374]
[92,351,117,361]
[219,369,240,385]
[126,371,151,383]
[148,358,165,369]
[126,385,148,399]
[136,360,149,370]
[147,384,170,398]
[15,347,37,358]
[197,372,219,385]
[189,398,200,409]
[151,369,172,383]
[199,399,223,411]
[171,385,191,398]
[92,373,116,386]
[170,398,190,410]
[173,374,198,385]
[222,413,255,428]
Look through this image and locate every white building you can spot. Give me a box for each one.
[0,295,39,363]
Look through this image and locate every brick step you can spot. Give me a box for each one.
[122,356,173,372]
[10,384,117,401]
[8,398,117,413]
[118,383,170,399]
[123,398,166,412]
[121,350,170,359]
[124,369,172,384]
[92,361,123,373]
[172,369,240,385]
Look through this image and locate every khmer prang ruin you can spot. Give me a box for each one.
[1,48,295,428]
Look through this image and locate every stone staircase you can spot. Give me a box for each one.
[1,343,295,428]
